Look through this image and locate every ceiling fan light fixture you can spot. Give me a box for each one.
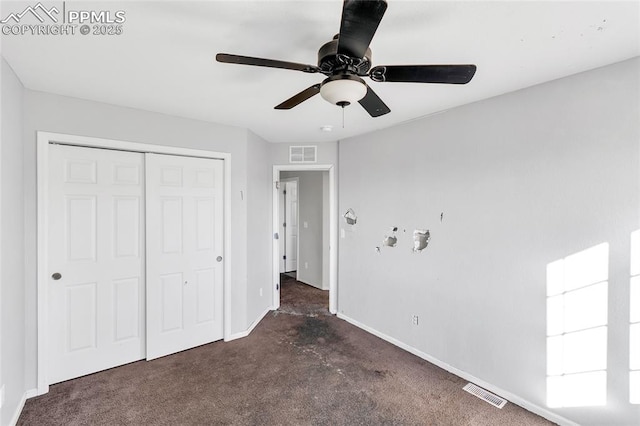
[320,74,367,106]
[217,0,475,117]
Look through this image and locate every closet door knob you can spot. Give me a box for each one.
[216,256,223,262]
[52,272,62,280]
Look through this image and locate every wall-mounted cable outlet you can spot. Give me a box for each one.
[412,315,419,325]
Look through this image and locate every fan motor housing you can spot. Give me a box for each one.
[317,36,371,75]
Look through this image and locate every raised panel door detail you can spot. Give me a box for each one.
[160,167,183,186]
[113,164,140,185]
[161,273,184,332]
[291,235,298,262]
[195,198,215,251]
[65,159,97,184]
[113,278,140,342]
[66,282,97,352]
[291,201,298,226]
[66,196,97,261]
[114,197,140,258]
[194,169,215,188]
[161,198,183,254]
[195,268,215,323]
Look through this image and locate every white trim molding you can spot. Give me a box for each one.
[36,131,232,395]
[8,389,37,426]
[226,307,272,341]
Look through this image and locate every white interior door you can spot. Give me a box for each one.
[48,144,145,384]
[145,153,224,360]
[284,180,298,273]
[279,187,286,273]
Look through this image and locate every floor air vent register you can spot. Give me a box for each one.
[462,383,508,409]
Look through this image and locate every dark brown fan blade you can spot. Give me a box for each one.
[358,84,390,117]
[370,65,477,84]
[337,0,387,59]
[275,84,322,110]
[216,53,320,73]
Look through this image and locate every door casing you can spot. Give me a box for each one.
[36,131,232,395]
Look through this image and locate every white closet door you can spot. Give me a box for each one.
[48,144,145,384]
[145,153,224,360]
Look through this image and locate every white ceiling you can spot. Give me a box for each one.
[2,1,639,143]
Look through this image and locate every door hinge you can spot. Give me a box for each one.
[283,190,287,195]
[283,255,286,260]
[283,222,286,228]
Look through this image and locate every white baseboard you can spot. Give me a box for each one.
[336,313,578,426]
[8,388,37,426]
[226,306,272,341]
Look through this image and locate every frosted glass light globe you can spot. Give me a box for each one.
[320,76,367,106]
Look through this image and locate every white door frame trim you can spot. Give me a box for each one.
[36,131,232,395]
[271,165,337,314]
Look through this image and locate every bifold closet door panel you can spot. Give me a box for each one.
[48,144,146,384]
[145,153,224,360]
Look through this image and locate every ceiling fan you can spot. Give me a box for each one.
[216,0,476,117]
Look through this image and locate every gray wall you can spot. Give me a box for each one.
[1,57,26,426]
[246,130,273,322]
[20,89,272,393]
[280,171,328,290]
[338,58,639,426]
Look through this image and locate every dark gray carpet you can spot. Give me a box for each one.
[18,276,554,425]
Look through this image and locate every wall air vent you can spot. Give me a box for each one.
[289,146,317,164]
[462,383,508,409]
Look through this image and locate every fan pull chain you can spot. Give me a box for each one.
[342,104,345,129]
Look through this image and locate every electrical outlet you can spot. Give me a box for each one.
[412,315,419,326]
[1,384,5,410]
[304,262,308,269]
[259,288,263,297]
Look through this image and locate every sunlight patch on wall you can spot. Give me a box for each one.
[630,230,640,404]
[546,243,609,408]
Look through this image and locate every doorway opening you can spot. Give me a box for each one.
[272,165,337,314]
